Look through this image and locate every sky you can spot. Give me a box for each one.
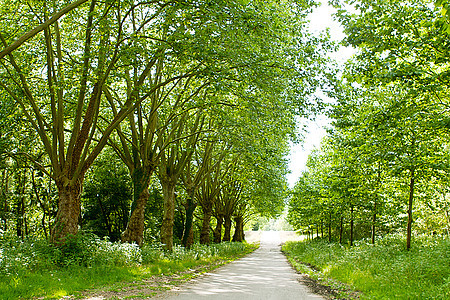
[286,2,355,188]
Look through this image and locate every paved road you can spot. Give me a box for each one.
[159,231,323,300]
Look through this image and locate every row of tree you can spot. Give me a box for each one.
[0,0,328,249]
[288,0,450,249]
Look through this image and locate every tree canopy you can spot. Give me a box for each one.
[0,0,329,247]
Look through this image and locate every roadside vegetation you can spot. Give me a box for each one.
[283,234,450,299]
[0,232,256,299]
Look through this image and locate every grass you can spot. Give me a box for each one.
[282,234,450,299]
[0,232,257,300]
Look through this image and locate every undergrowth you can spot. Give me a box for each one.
[0,231,256,299]
[282,234,450,299]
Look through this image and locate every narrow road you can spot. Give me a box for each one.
[159,231,324,300]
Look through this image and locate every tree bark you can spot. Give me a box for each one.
[200,202,213,245]
[232,216,244,242]
[339,216,343,244]
[160,180,176,251]
[406,168,415,250]
[350,205,354,247]
[213,214,224,243]
[51,179,83,245]
[121,187,149,246]
[321,218,323,238]
[121,167,152,246]
[223,215,232,242]
[372,199,377,244]
[328,212,332,243]
[182,196,197,248]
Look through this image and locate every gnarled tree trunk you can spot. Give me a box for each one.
[213,214,224,243]
[51,179,83,245]
[121,167,152,246]
[182,196,197,248]
[223,216,232,242]
[160,180,176,250]
[121,187,149,246]
[232,216,244,242]
[200,202,213,244]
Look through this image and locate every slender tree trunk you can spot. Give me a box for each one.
[200,202,213,244]
[406,168,415,250]
[1,169,8,231]
[445,209,450,236]
[372,199,377,244]
[213,214,224,243]
[160,180,176,250]
[32,171,48,238]
[339,216,343,244]
[328,212,332,243]
[16,199,23,238]
[122,167,152,246]
[350,205,354,247]
[223,215,232,242]
[51,179,83,245]
[321,218,323,238]
[16,170,27,239]
[182,196,197,248]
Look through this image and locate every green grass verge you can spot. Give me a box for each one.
[0,234,257,300]
[282,234,450,299]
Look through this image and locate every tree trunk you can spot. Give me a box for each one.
[328,212,332,243]
[51,179,82,245]
[406,168,415,250]
[160,180,176,251]
[372,199,377,244]
[339,216,343,244]
[232,216,244,242]
[200,203,213,244]
[121,187,149,246]
[213,214,224,243]
[350,205,354,247]
[182,196,197,249]
[16,198,23,238]
[223,215,232,242]
[321,218,323,238]
[122,167,152,246]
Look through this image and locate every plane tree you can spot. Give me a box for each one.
[0,0,202,244]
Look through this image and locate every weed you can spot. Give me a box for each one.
[283,234,450,299]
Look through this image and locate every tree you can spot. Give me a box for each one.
[0,0,195,244]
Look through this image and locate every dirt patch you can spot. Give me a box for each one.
[284,258,362,300]
[298,273,362,300]
[299,274,341,299]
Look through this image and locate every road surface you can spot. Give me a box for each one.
[158,231,324,300]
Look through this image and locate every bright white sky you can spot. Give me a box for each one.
[286,2,355,188]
